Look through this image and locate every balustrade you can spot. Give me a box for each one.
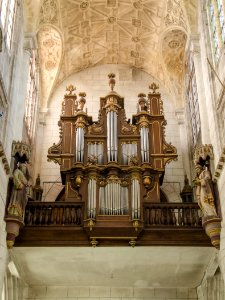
[144,203,202,227]
[24,202,83,226]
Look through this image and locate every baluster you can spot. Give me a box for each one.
[71,207,76,224]
[45,207,49,225]
[172,208,176,225]
[149,208,153,224]
[53,207,57,224]
[77,207,82,225]
[189,207,194,226]
[62,207,65,225]
[183,207,188,226]
[38,206,42,225]
[146,208,150,225]
[144,208,148,225]
[55,207,59,224]
[161,208,165,225]
[178,207,182,226]
[65,207,69,224]
[50,206,54,224]
[165,207,170,225]
[155,208,159,224]
[33,207,37,224]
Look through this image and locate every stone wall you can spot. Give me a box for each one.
[24,286,198,300]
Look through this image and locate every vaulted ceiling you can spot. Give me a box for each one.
[23,0,198,109]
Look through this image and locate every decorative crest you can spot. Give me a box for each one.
[149,82,159,94]
[66,84,76,95]
[108,73,116,91]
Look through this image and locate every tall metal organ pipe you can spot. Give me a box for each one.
[140,127,150,163]
[107,111,117,162]
[76,127,84,162]
[131,178,141,219]
[88,178,96,218]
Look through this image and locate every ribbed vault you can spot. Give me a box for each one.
[23,0,194,109]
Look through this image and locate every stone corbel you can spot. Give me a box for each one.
[0,142,10,174]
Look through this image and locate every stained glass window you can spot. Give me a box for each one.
[217,0,225,42]
[209,2,220,59]
[186,54,201,145]
[25,51,38,138]
[0,0,16,49]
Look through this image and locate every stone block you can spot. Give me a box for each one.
[176,288,188,298]
[68,287,90,297]
[188,288,197,299]
[154,288,176,299]
[46,286,68,298]
[111,287,133,298]
[133,287,154,298]
[28,286,47,298]
[90,287,110,297]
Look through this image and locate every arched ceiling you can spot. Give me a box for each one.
[23,0,195,109]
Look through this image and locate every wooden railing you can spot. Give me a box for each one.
[144,203,202,227]
[24,202,83,226]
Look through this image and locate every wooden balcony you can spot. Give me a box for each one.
[15,201,211,247]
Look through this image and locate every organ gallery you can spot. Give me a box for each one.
[47,73,178,246]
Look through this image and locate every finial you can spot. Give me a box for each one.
[149,82,159,94]
[78,92,86,111]
[138,93,147,111]
[108,73,116,91]
[66,84,76,95]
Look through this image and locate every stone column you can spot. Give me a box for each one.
[190,36,210,144]
[0,163,9,295]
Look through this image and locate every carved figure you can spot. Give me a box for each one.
[7,162,30,219]
[195,164,217,219]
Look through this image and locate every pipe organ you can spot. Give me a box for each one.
[48,74,177,245]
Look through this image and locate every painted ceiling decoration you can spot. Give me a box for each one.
[38,26,62,109]
[23,0,191,109]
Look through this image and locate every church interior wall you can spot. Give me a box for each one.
[1,0,225,298]
[23,285,198,300]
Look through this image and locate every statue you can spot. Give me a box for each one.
[195,164,217,219]
[7,162,30,219]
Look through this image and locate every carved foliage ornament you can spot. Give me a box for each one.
[38,26,62,108]
[40,0,58,24]
[165,0,187,30]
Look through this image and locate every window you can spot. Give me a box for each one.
[186,54,201,145]
[25,50,38,138]
[209,2,220,59]
[217,0,225,42]
[0,0,16,49]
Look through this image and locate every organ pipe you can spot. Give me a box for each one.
[140,127,149,163]
[131,178,140,219]
[88,178,96,218]
[76,127,84,162]
[107,111,117,162]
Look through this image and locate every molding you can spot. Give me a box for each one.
[0,141,10,175]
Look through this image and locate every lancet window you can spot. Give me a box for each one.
[0,0,16,49]
[186,54,201,145]
[25,50,38,138]
[208,0,225,60]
